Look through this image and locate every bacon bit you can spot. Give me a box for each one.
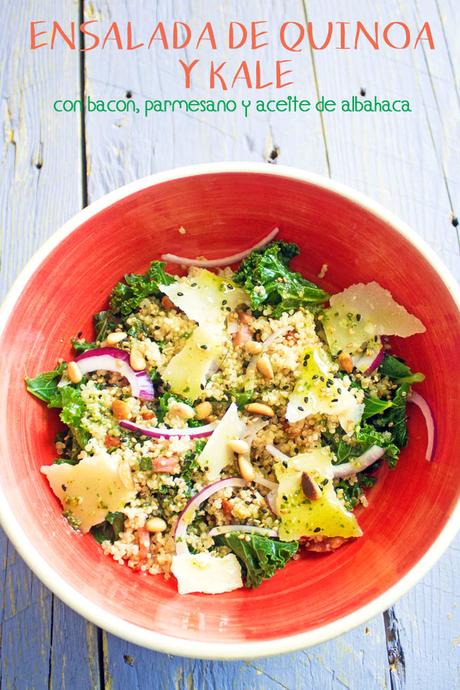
[222,499,233,517]
[338,352,353,374]
[105,435,121,448]
[141,410,155,420]
[152,455,179,474]
[232,323,252,347]
[136,528,151,561]
[285,330,299,341]
[301,536,349,552]
[238,311,252,324]
[161,295,175,310]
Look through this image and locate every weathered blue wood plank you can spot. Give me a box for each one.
[0,2,102,689]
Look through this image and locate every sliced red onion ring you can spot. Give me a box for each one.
[351,343,384,375]
[175,477,247,555]
[74,347,155,401]
[332,445,385,479]
[161,227,279,268]
[265,489,279,516]
[266,443,385,479]
[120,419,217,439]
[208,525,278,538]
[409,392,435,462]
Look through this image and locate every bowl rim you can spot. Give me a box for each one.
[0,161,459,660]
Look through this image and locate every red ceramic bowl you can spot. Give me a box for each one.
[0,163,459,659]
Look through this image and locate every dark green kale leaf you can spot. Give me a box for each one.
[330,423,400,468]
[70,337,95,353]
[90,511,125,544]
[59,386,90,449]
[362,395,393,420]
[215,533,298,588]
[372,383,410,449]
[109,261,175,316]
[233,241,329,317]
[182,439,206,496]
[379,354,424,384]
[335,474,377,511]
[25,362,66,407]
[230,390,254,409]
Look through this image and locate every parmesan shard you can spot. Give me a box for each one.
[41,451,135,533]
[197,402,247,480]
[171,552,243,594]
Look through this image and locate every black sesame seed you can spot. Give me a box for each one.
[331,398,338,403]
[320,376,325,382]
[298,405,304,411]
[222,299,228,305]
[313,527,321,533]
[191,282,197,287]
[303,396,308,403]
[177,292,184,296]
[312,374,319,380]
[200,344,208,350]
[356,313,362,321]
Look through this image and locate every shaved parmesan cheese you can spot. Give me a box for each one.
[41,451,135,533]
[171,551,243,594]
[275,447,362,541]
[198,402,246,480]
[323,281,425,355]
[286,347,363,433]
[161,326,224,400]
[159,268,249,327]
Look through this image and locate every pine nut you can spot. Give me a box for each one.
[338,352,354,374]
[194,401,212,420]
[106,331,127,345]
[112,399,131,420]
[170,402,195,419]
[228,439,250,455]
[238,456,255,482]
[67,361,82,384]
[245,402,275,417]
[256,354,274,380]
[130,350,146,371]
[244,340,262,355]
[146,517,167,533]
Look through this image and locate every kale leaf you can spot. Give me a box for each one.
[379,354,424,384]
[362,395,393,420]
[90,511,125,544]
[215,533,298,588]
[233,241,329,317]
[109,261,175,316]
[25,363,66,407]
[182,439,206,496]
[372,383,410,449]
[331,423,400,468]
[335,474,377,511]
[59,386,90,449]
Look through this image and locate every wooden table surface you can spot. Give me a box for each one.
[1,1,459,688]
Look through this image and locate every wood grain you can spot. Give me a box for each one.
[0,0,459,688]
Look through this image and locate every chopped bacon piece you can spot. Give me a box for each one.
[222,499,233,517]
[301,536,350,552]
[136,528,151,561]
[152,455,179,474]
[104,435,121,448]
[141,410,155,420]
[232,323,252,347]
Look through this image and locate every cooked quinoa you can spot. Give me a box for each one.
[28,237,426,594]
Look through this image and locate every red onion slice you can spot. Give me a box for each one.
[175,477,247,555]
[74,347,155,401]
[208,525,278,538]
[120,419,216,439]
[265,489,279,516]
[161,227,279,267]
[332,445,385,479]
[351,342,384,375]
[409,392,435,462]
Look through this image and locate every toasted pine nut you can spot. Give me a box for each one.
[67,361,82,384]
[106,331,127,345]
[161,295,175,310]
[256,354,274,380]
[238,456,255,482]
[145,517,167,533]
[244,340,263,355]
[338,352,354,374]
[112,399,130,420]
[170,402,195,419]
[228,439,250,455]
[130,350,146,371]
[238,311,252,324]
[194,401,212,420]
[245,402,275,417]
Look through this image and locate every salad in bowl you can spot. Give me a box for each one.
[27,230,431,595]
